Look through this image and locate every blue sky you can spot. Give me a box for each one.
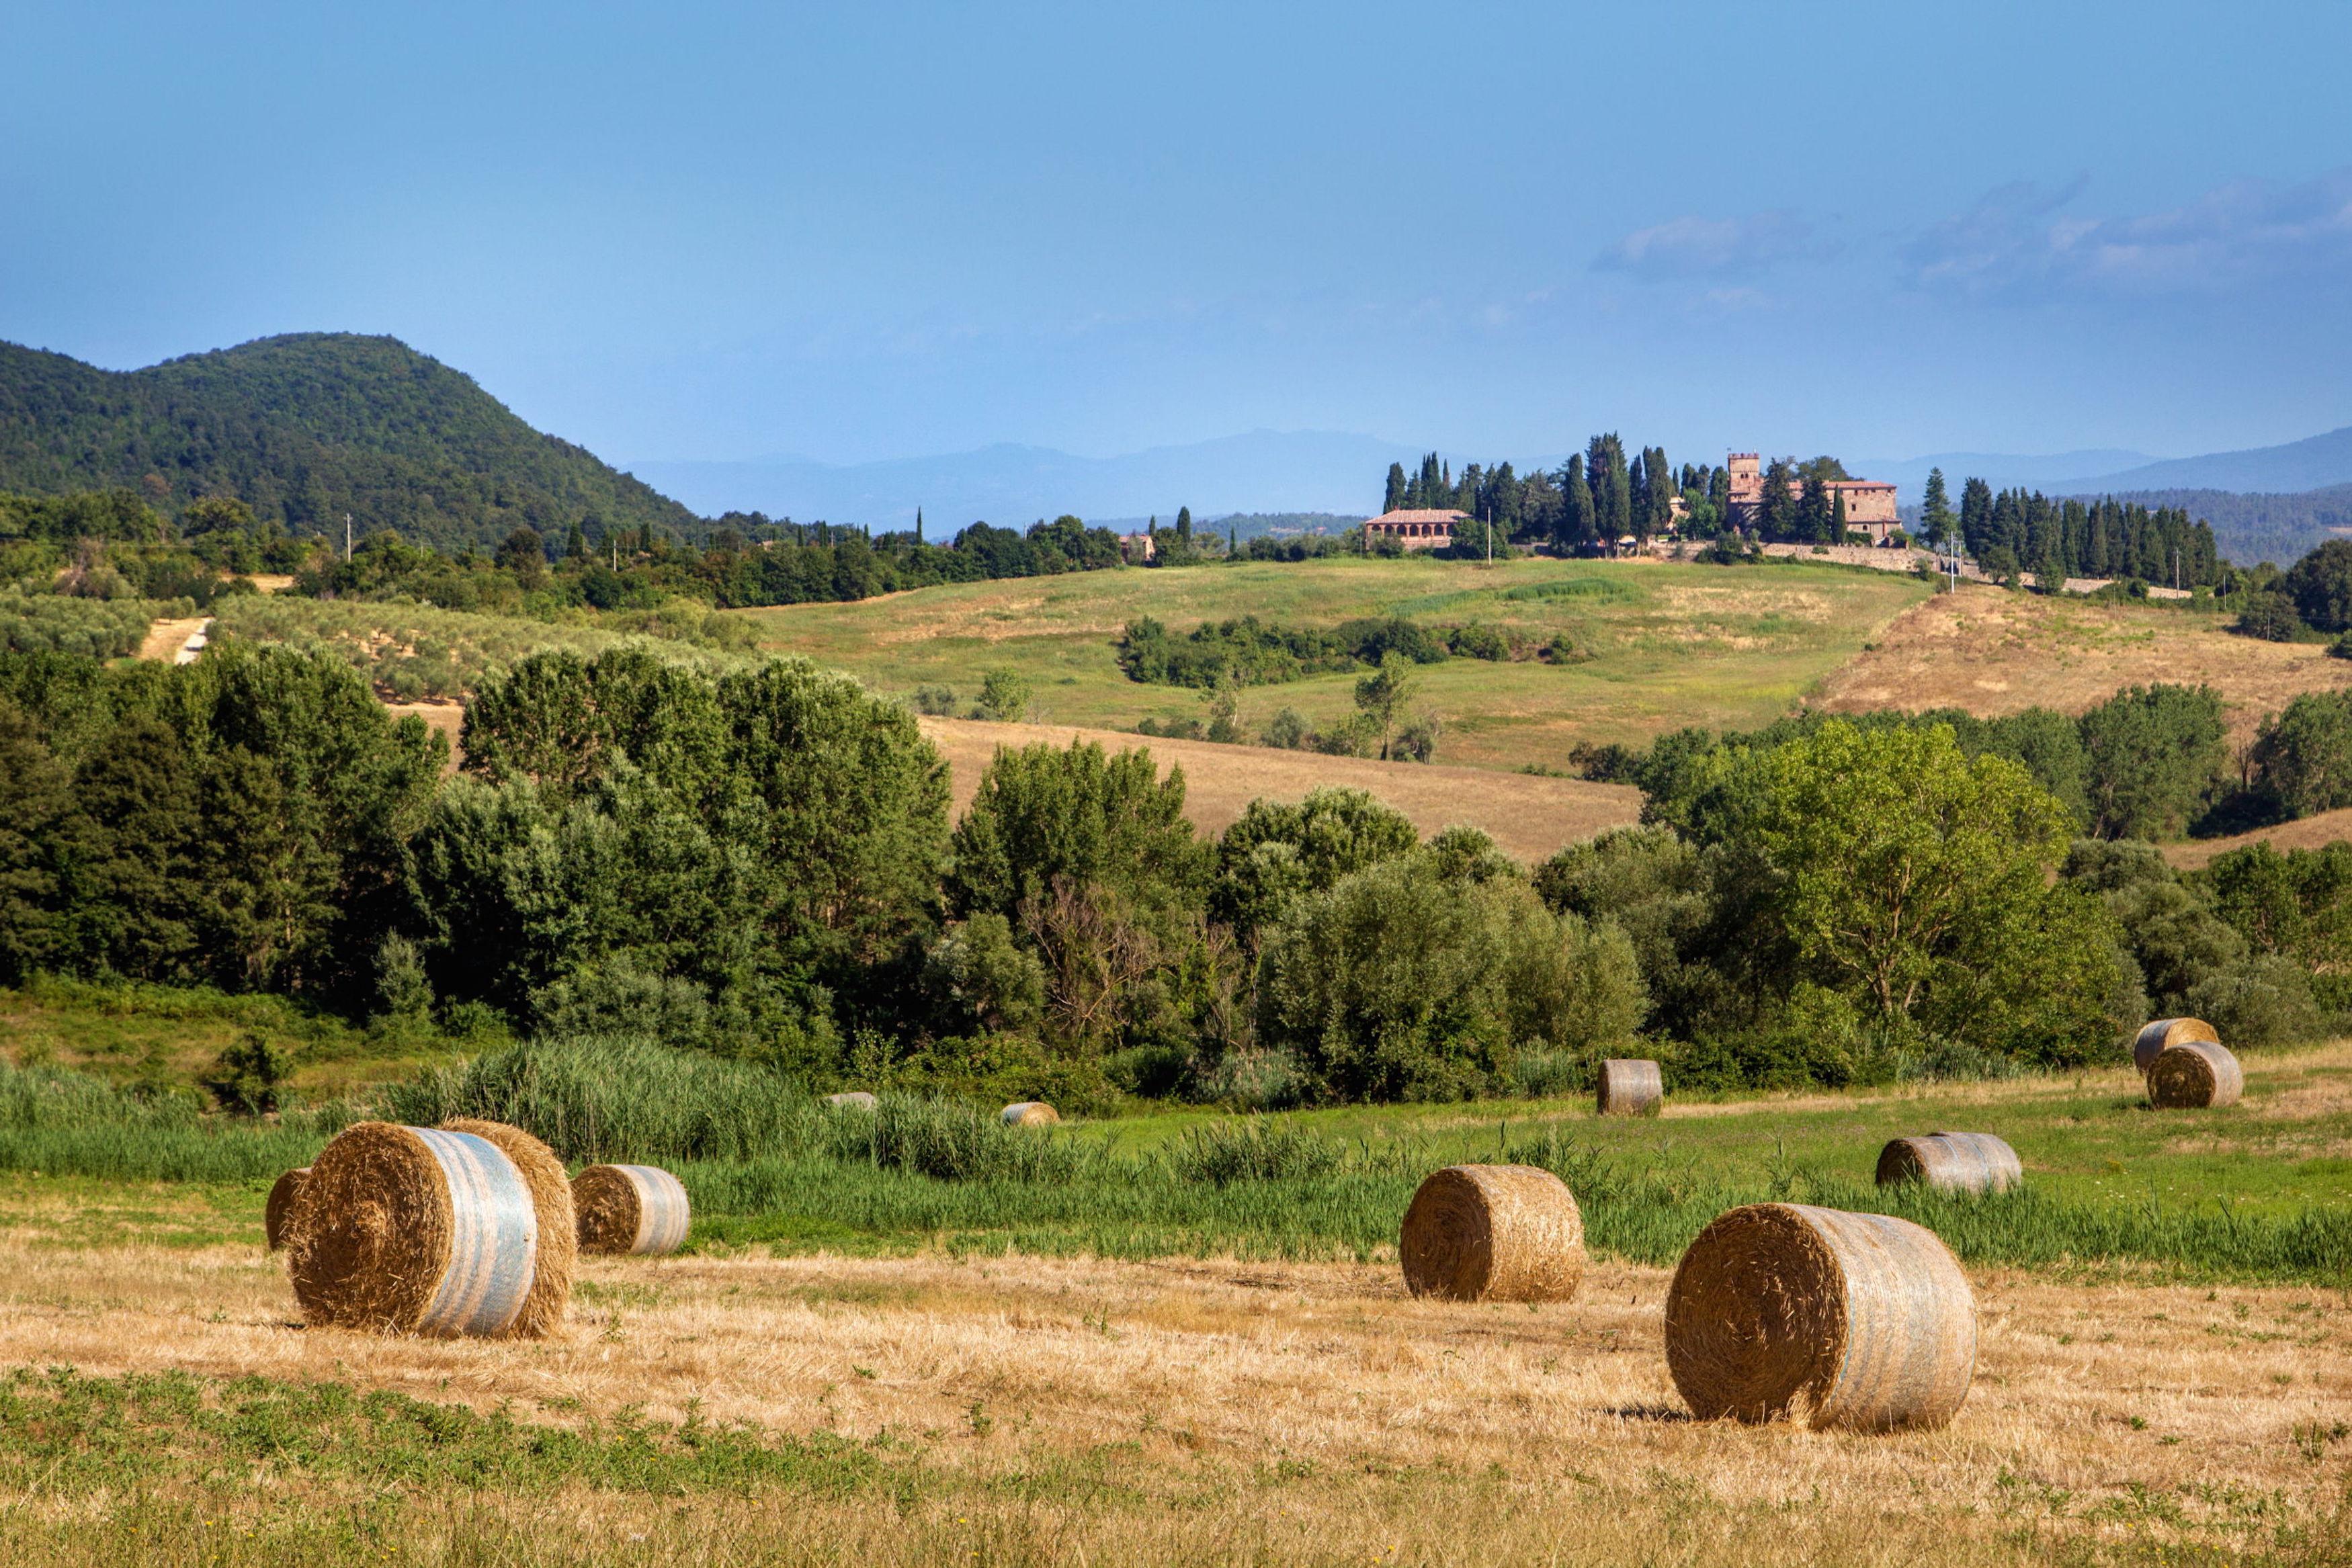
[5,0,2349,471]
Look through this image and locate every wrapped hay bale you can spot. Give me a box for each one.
[442,1119,575,1338]
[1001,1101,1060,1127]
[825,1091,879,1110]
[1399,1164,1585,1303]
[1595,1058,1663,1117]
[264,1166,310,1251]
[2147,1040,2243,1109]
[2133,1016,2219,1075]
[1665,1202,1976,1432]
[1874,1132,2021,1194]
[572,1164,691,1256]
[287,1119,574,1339]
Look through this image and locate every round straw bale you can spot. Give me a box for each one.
[1595,1058,1663,1117]
[1665,1202,1976,1432]
[2147,1039,2244,1109]
[264,1166,310,1251]
[288,1122,542,1338]
[1001,1101,1060,1127]
[1874,1132,2022,1194]
[573,1163,691,1256]
[1399,1164,1585,1303]
[825,1091,879,1110]
[438,1119,574,1338]
[2133,1016,2219,1074]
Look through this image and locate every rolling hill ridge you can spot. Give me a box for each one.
[0,333,698,552]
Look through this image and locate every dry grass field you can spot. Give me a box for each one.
[919,716,1643,863]
[1815,584,2352,745]
[2167,807,2352,869]
[734,557,1931,773]
[0,1182,2343,1567]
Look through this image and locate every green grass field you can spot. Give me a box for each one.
[11,1031,2345,1284]
[729,556,1933,771]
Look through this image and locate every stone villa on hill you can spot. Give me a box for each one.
[1363,509,1463,550]
[1724,452,1901,543]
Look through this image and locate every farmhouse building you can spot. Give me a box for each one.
[1724,452,1902,543]
[1363,509,1463,550]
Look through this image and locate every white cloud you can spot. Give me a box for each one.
[1904,168,2352,301]
[1592,210,1825,279]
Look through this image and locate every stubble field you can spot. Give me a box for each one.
[0,1186,2344,1567]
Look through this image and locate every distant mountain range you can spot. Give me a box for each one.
[0,333,696,553]
[1861,426,2352,504]
[628,431,1428,529]
[1860,425,2352,566]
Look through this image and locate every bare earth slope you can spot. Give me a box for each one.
[919,715,1642,863]
[1814,584,2352,743]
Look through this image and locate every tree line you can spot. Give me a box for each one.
[5,642,2341,1110]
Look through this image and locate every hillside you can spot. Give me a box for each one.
[0,333,699,552]
[731,554,1933,771]
[1812,582,2352,742]
[918,714,1642,861]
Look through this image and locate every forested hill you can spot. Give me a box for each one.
[0,333,700,553]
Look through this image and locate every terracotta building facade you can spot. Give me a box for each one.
[1361,508,1463,550]
[1724,452,1901,543]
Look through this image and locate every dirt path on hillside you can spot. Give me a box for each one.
[920,715,1641,863]
[134,616,208,662]
[1814,585,2352,743]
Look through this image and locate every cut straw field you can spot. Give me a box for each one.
[0,1201,2343,1567]
[918,715,1642,862]
[1814,582,2352,746]
[730,556,1931,773]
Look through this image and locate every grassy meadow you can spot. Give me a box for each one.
[730,556,1933,770]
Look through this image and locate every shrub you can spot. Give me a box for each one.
[1255,853,1644,1102]
[2250,691,2352,819]
[2236,593,2308,642]
[977,668,1030,721]
[2184,954,2324,1050]
[1212,787,1419,938]
[2283,539,2352,633]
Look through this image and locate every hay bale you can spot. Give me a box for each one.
[439,1119,575,1338]
[1874,1132,2022,1194]
[572,1164,691,1256]
[825,1091,879,1110]
[288,1123,546,1338]
[1595,1058,1663,1117]
[1398,1164,1585,1303]
[1665,1202,1976,1432]
[1001,1101,1060,1127]
[2133,1016,2219,1074]
[264,1166,310,1251]
[2147,1039,2244,1109]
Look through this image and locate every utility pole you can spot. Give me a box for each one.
[344,513,353,562]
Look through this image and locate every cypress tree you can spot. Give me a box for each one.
[1919,468,1955,548]
[1756,458,1796,541]
[1958,478,1994,557]
[1559,453,1594,548]
[1176,507,1191,541]
[1833,491,1849,540]
[916,507,924,545]
[1385,463,1407,513]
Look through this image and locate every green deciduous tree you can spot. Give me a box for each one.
[2077,683,2228,840]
